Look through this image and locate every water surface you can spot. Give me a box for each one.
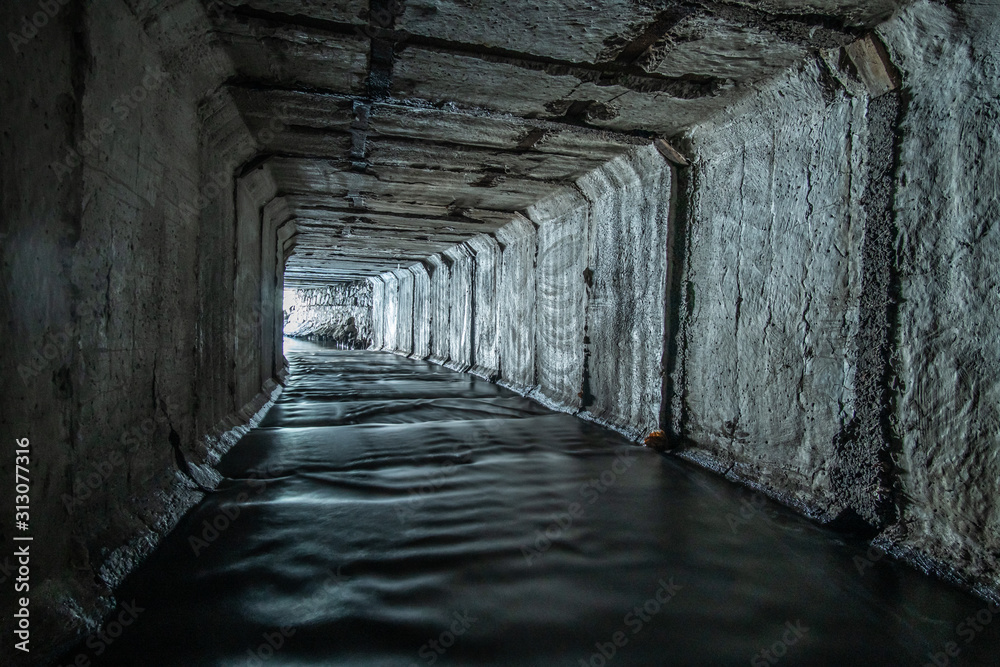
[75,339,999,666]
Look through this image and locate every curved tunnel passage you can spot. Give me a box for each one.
[67,340,999,666]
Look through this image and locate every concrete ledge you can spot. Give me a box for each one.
[873,534,1000,607]
[673,448,837,524]
[496,378,538,397]
[443,359,472,374]
[577,409,645,443]
[468,364,499,382]
[40,378,284,666]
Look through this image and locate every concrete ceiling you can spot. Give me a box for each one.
[205,0,904,284]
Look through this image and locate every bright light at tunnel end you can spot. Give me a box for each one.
[282,288,299,337]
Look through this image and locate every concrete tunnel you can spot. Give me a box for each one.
[1,0,999,664]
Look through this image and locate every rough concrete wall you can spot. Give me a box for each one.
[410,264,431,359]
[838,89,901,529]
[373,147,675,437]
[0,0,203,651]
[528,189,590,410]
[195,88,257,441]
[383,272,400,352]
[445,245,474,371]
[0,0,281,658]
[428,254,450,363]
[235,168,278,408]
[370,276,386,351]
[235,175,262,407]
[261,197,293,388]
[578,147,673,439]
[666,0,1000,601]
[395,268,414,356]
[469,234,500,379]
[678,61,869,518]
[274,217,295,376]
[496,215,537,390]
[283,282,373,347]
[252,173,285,395]
[877,0,1000,597]
[1,3,107,650]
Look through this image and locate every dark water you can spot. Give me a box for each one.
[71,339,999,666]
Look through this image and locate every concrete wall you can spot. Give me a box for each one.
[877,0,1000,598]
[578,149,673,437]
[395,268,414,356]
[235,167,279,408]
[410,264,432,359]
[283,282,373,347]
[371,276,387,350]
[445,245,474,372]
[262,197,295,389]
[469,235,500,379]
[427,254,451,364]
[0,2,285,657]
[677,61,869,519]
[372,146,674,440]
[672,0,1000,599]
[384,273,400,351]
[530,189,590,411]
[496,215,537,391]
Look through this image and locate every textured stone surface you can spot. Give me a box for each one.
[409,263,432,359]
[662,0,1000,601]
[398,0,660,63]
[373,147,674,441]
[468,234,499,379]
[444,244,474,371]
[235,167,280,407]
[843,90,900,529]
[877,0,1000,597]
[528,188,590,411]
[578,146,673,439]
[496,215,537,391]
[396,268,415,355]
[371,276,387,350]
[0,2,285,660]
[427,254,451,365]
[675,60,868,518]
[383,271,400,352]
[283,282,373,347]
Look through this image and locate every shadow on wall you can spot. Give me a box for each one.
[283,283,373,349]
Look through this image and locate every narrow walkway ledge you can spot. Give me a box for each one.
[67,340,1000,666]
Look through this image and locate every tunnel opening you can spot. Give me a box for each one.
[282,282,372,349]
